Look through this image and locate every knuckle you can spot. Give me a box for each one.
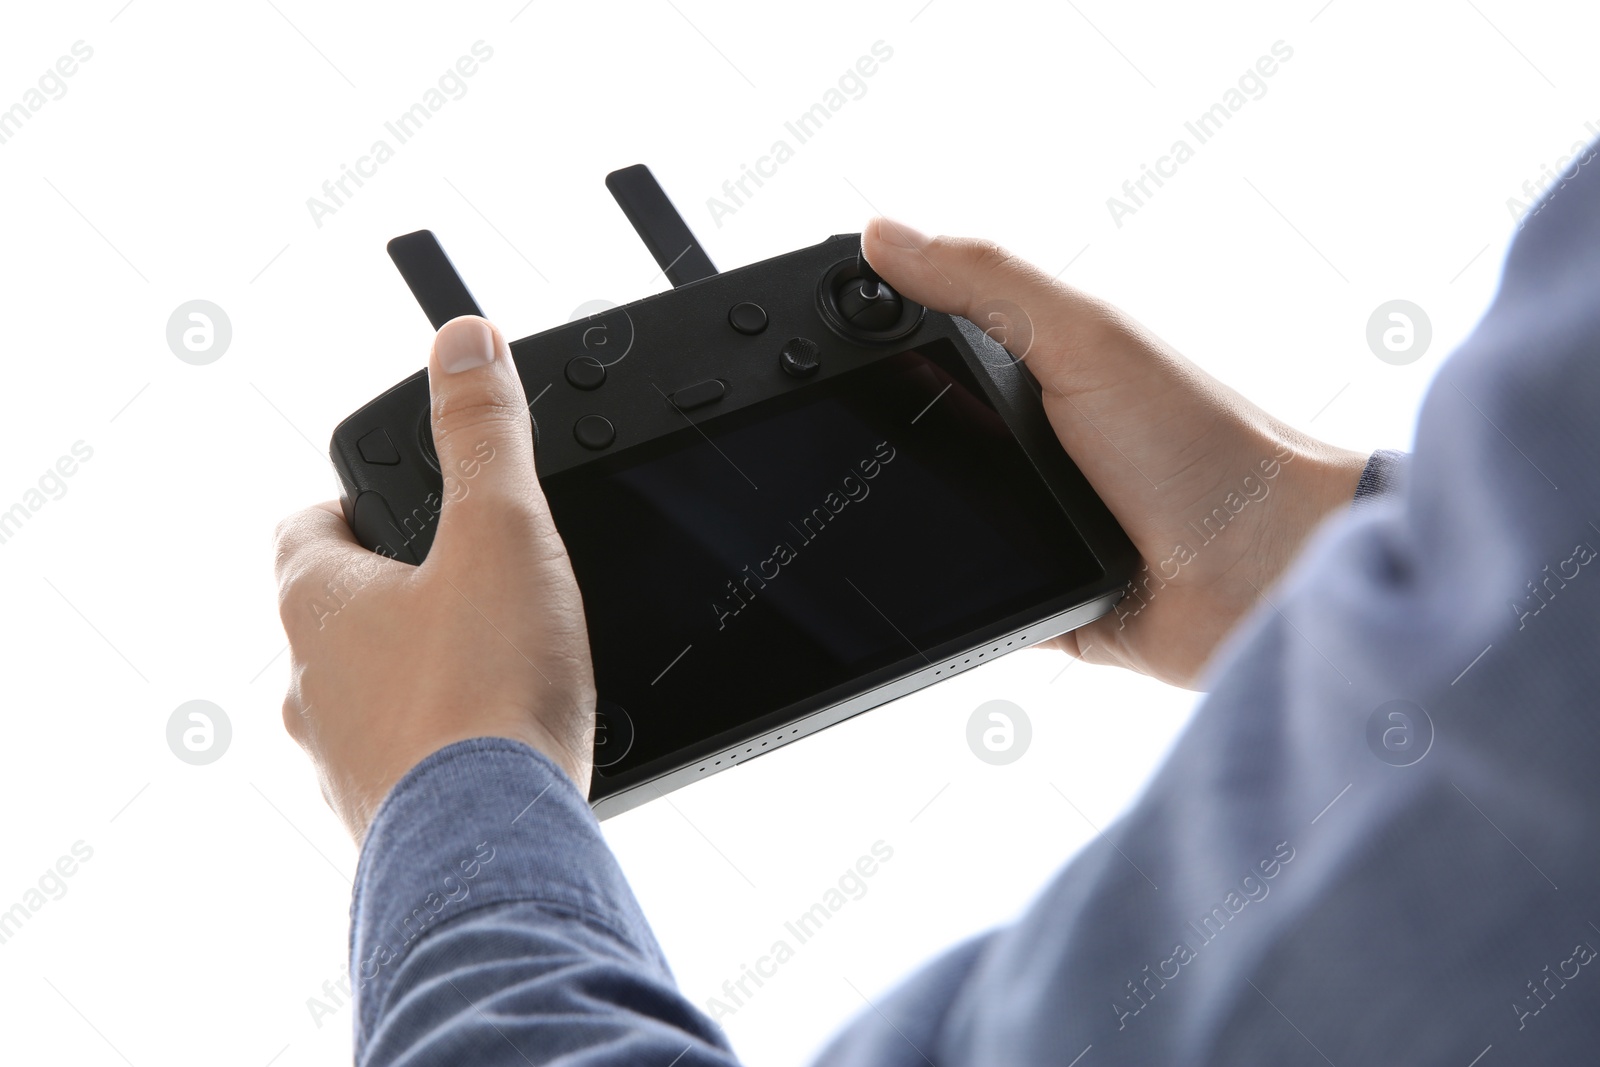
[271,514,295,549]
[972,239,1019,277]
[276,593,303,639]
[272,506,346,589]
[277,567,331,638]
[952,237,1018,280]
[1080,302,1145,355]
[281,695,306,743]
[435,491,552,561]
[271,512,311,579]
[431,385,526,444]
[275,566,310,624]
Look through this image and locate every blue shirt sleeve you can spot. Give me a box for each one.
[1352,447,1406,506]
[350,738,739,1065]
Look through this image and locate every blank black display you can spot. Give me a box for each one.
[542,341,1102,776]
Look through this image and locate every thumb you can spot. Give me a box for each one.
[860,217,1118,396]
[425,315,547,560]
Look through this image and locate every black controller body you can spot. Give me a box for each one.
[331,173,1134,819]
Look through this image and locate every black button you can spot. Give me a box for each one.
[728,301,768,335]
[574,414,616,450]
[592,699,635,770]
[670,379,726,410]
[779,336,821,378]
[357,427,401,465]
[565,355,606,390]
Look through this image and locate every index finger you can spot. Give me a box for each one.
[273,501,395,611]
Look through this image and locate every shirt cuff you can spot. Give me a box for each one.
[347,737,666,1044]
[1352,448,1407,507]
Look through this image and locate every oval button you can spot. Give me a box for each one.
[670,379,726,411]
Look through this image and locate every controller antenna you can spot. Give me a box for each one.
[386,230,485,330]
[605,164,718,288]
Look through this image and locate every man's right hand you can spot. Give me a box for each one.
[863,218,1369,689]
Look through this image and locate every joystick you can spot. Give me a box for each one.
[816,256,923,344]
[856,247,888,299]
[836,274,902,331]
[330,164,1134,818]
[830,246,903,330]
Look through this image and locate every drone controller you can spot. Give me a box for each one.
[330,165,1134,818]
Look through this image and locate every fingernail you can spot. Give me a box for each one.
[876,218,931,251]
[436,316,496,373]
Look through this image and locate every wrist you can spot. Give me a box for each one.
[1256,430,1369,579]
[1306,442,1371,514]
[334,720,593,844]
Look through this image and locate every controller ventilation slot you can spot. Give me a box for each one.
[697,727,804,773]
[932,635,1026,678]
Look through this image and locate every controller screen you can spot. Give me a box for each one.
[542,339,1103,778]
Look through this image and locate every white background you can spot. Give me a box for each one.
[0,1,1593,1064]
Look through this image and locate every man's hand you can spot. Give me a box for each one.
[863,219,1369,688]
[273,315,595,841]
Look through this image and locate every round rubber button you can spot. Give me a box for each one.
[728,301,768,335]
[565,355,606,390]
[574,413,616,450]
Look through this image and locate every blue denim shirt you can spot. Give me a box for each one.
[348,147,1600,1064]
